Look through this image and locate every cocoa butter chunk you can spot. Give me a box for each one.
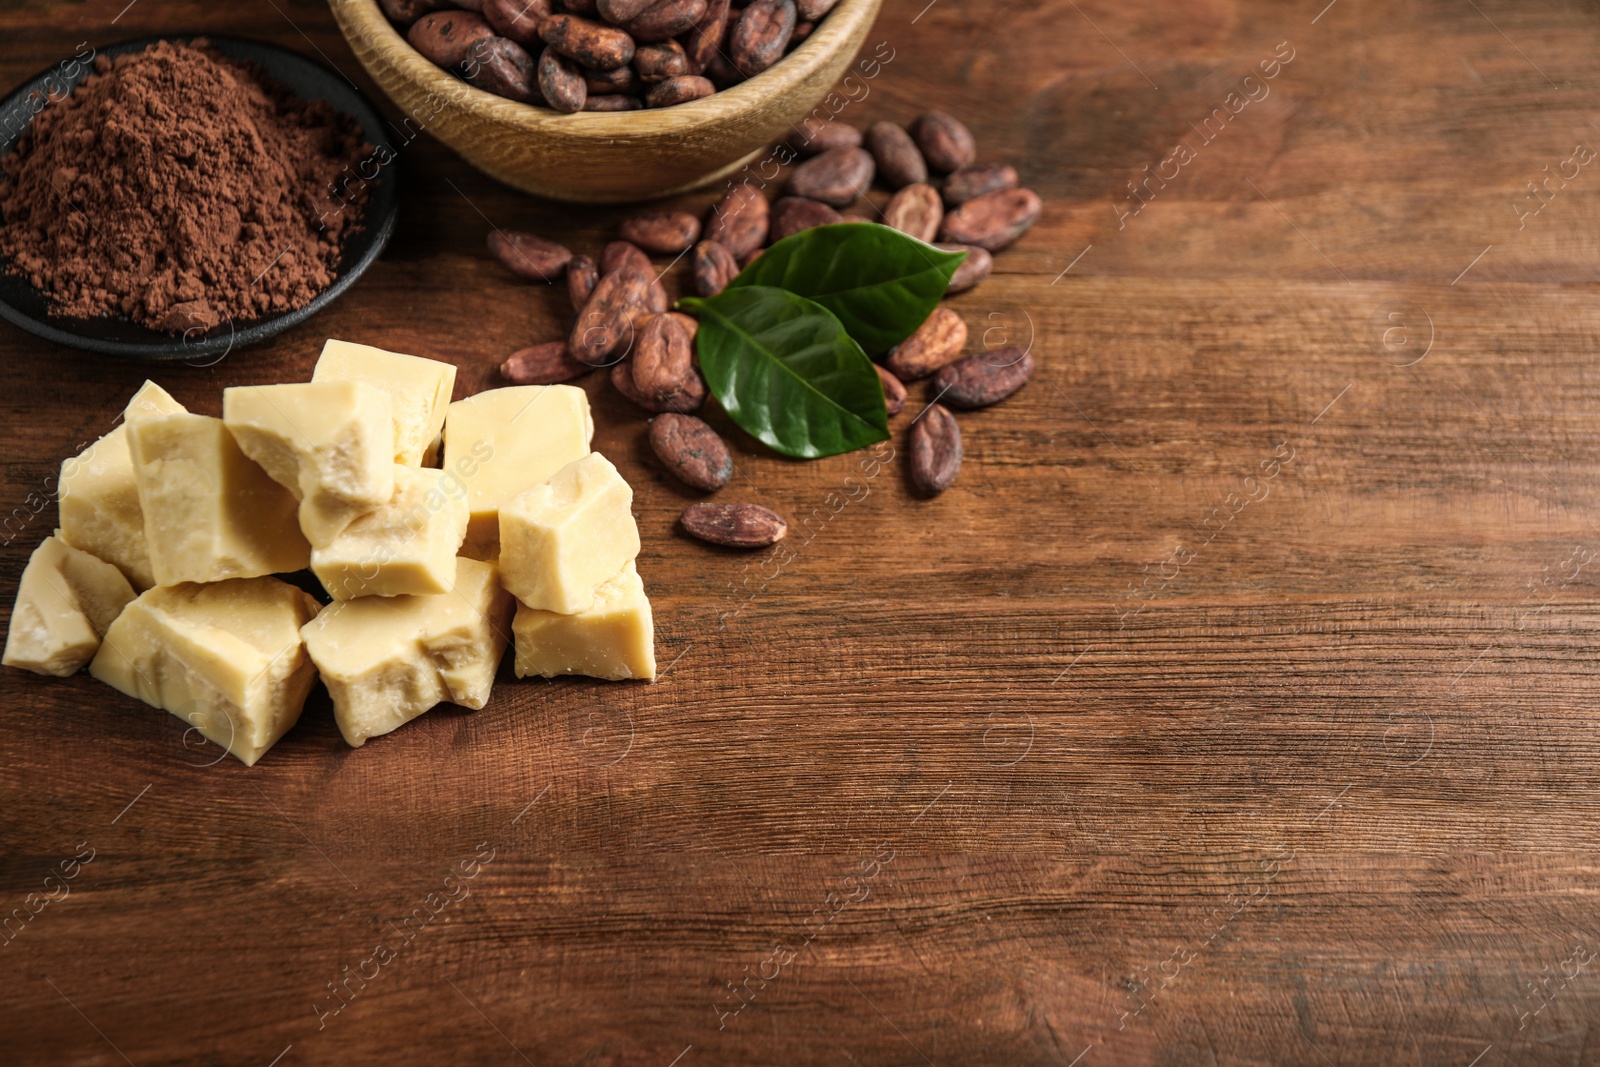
[499,452,642,614]
[2,536,136,677]
[311,466,470,601]
[680,501,787,547]
[513,560,656,681]
[312,339,458,467]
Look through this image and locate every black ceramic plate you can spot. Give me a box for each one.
[0,35,398,361]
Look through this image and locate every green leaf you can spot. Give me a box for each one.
[727,224,967,354]
[680,286,890,459]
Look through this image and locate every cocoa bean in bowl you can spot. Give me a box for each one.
[331,0,888,202]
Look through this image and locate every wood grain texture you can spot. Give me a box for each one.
[5,0,1600,1064]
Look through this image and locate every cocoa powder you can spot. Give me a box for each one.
[0,40,372,332]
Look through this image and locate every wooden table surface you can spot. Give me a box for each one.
[5,0,1600,1064]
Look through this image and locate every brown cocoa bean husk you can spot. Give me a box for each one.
[625,0,708,42]
[883,183,942,242]
[488,230,573,281]
[540,13,636,69]
[796,0,837,17]
[585,63,639,92]
[646,75,716,107]
[466,37,540,102]
[611,360,707,412]
[865,121,927,190]
[705,184,769,257]
[875,364,906,416]
[911,110,976,174]
[572,262,653,364]
[680,502,787,547]
[885,306,967,381]
[502,341,593,384]
[601,240,652,274]
[595,0,653,20]
[583,93,642,110]
[408,11,496,68]
[787,147,874,207]
[633,39,690,81]
[769,196,842,242]
[941,163,1018,206]
[684,0,731,71]
[649,413,733,492]
[933,347,1035,409]
[537,46,587,112]
[631,312,694,401]
[567,254,598,310]
[937,243,992,293]
[381,0,454,27]
[787,118,862,155]
[483,0,552,46]
[729,0,796,77]
[693,239,739,296]
[939,187,1041,251]
[909,404,961,495]
[620,210,702,254]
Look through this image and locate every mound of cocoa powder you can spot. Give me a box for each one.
[0,39,373,333]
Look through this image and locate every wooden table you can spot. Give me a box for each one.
[5,1,1599,1063]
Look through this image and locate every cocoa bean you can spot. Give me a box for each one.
[611,359,707,412]
[769,196,842,242]
[909,404,961,495]
[620,210,702,254]
[646,75,716,107]
[567,254,598,310]
[380,0,454,27]
[408,11,495,69]
[483,0,552,46]
[537,47,587,112]
[704,47,743,87]
[465,37,540,102]
[541,13,635,69]
[601,240,652,274]
[669,311,699,344]
[572,261,653,364]
[650,413,733,492]
[680,502,787,547]
[911,110,976,174]
[583,94,642,110]
[883,183,942,242]
[634,39,690,81]
[729,0,796,77]
[684,0,731,71]
[876,364,906,416]
[585,63,639,93]
[787,146,873,207]
[488,230,572,281]
[693,239,740,296]
[631,313,694,401]
[941,163,1018,206]
[937,243,992,293]
[796,0,837,17]
[933,347,1035,409]
[885,306,967,381]
[865,121,927,189]
[562,0,598,11]
[596,0,653,20]
[939,187,1041,251]
[625,0,708,42]
[787,117,862,155]
[705,184,769,257]
[789,20,814,47]
[502,341,593,384]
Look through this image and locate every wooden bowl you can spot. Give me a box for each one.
[328,0,886,203]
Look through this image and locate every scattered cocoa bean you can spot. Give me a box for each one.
[620,210,702,254]
[567,254,599,310]
[585,63,639,93]
[865,121,927,189]
[572,261,654,363]
[876,364,906,416]
[465,37,540,102]
[885,306,967,381]
[937,243,992,293]
[625,0,708,42]
[787,146,874,207]
[541,13,635,69]
[939,187,1041,251]
[941,163,1018,206]
[611,359,707,412]
[408,10,496,69]
[631,312,695,401]
[787,117,862,155]
[483,0,552,46]
[705,184,769,257]
[601,240,652,274]
[669,311,699,344]
[933,347,1035,409]
[693,239,740,296]
[769,196,842,242]
[537,46,587,112]
[729,0,796,77]
[649,413,733,491]
[488,230,573,281]
[646,75,716,107]
[680,502,787,547]
[909,404,962,495]
[584,93,642,110]
[502,341,593,384]
[883,183,942,242]
[634,39,690,80]
[911,110,976,174]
